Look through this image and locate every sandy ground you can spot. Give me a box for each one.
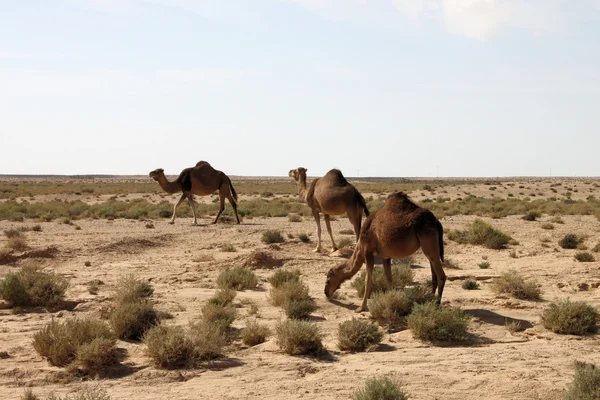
[1,180,600,399]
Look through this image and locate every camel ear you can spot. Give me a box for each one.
[158,168,164,173]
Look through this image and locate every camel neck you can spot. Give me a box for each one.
[296,175,308,203]
[157,175,181,194]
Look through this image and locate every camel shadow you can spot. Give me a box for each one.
[328,298,359,312]
[464,309,533,331]
[374,343,397,352]
[206,356,245,371]
[306,315,327,322]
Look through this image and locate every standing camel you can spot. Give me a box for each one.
[289,167,369,253]
[149,161,240,225]
[324,192,446,312]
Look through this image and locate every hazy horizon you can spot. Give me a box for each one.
[1,1,599,178]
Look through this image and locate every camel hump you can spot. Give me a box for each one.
[196,160,211,167]
[177,167,194,192]
[385,192,420,212]
[322,169,350,186]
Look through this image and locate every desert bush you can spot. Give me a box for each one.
[217,266,258,291]
[268,269,301,288]
[208,288,237,306]
[262,230,285,244]
[491,269,541,300]
[478,261,490,269]
[201,302,236,331]
[337,238,354,248]
[352,376,408,400]
[564,361,600,400]
[269,279,311,307]
[540,223,554,230]
[32,318,116,374]
[298,233,310,243]
[288,214,302,222]
[25,387,112,400]
[444,257,460,269]
[559,234,580,249]
[0,264,68,308]
[285,298,317,319]
[462,279,480,290]
[109,301,159,340]
[541,299,598,335]
[447,219,512,249]
[7,236,28,251]
[522,211,541,221]
[351,265,414,298]
[4,228,23,238]
[275,319,324,355]
[575,252,595,262]
[113,274,153,306]
[241,320,270,346]
[368,286,435,327]
[220,243,237,252]
[407,302,469,342]
[143,322,225,368]
[337,318,383,352]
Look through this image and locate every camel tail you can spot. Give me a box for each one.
[436,219,444,262]
[357,192,370,217]
[229,179,238,202]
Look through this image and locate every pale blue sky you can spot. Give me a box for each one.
[1,0,599,177]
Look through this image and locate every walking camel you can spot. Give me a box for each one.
[324,192,446,312]
[289,167,369,253]
[149,161,240,225]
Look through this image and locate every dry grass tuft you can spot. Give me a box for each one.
[337,318,383,352]
[447,219,512,249]
[275,319,324,355]
[208,288,237,306]
[112,274,153,306]
[564,361,600,400]
[351,265,414,298]
[269,278,317,319]
[7,236,29,252]
[541,299,598,335]
[406,302,469,342]
[0,264,68,308]
[201,302,236,331]
[109,301,159,340]
[559,234,580,249]
[217,266,258,291]
[491,269,541,300]
[352,376,408,400]
[268,269,301,288]
[261,230,285,244]
[461,279,480,290]
[23,387,111,400]
[368,285,435,328]
[241,320,270,346]
[575,252,595,262]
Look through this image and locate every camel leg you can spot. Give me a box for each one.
[227,194,240,224]
[430,262,438,295]
[312,209,323,252]
[347,205,362,240]
[356,252,375,313]
[170,193,189,224]
[213,193,226,224]
[324,214,337,252]
[187,196,198,225]
[382,258,393,291]
[420,234,447,304]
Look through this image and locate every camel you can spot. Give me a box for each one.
[289,167,369,253]
[324,192,446,313]
[149,161,240,225]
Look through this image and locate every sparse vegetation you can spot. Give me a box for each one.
[337,318,383,352]
[298,233,310,243]
[241,320,270,346]
[23,387,112,400]
[522,211,541,221]
[201,302,236,331]
[288,214,302,222]
[447,219,512,249]
[559,234,580,249]
[462,279,480,290]
[109,301,159,340]
[112,274,153,306]
[208,288,237,306]
[268,269,301,288]
[352,376,408,400]
[262,230,285,244]
[540,223,554,230]
[7,236,28,251]
[275,319,324,355]
[368,286,436,327]
[575,252,595,262]
[491,269,541,300]
[0,264,68,308]
[220,243,237,252]
[217,266,258,291]
[406,302,469,342]
[564,361,600,400]
[269,278,317,319]
[541,299,598,335]
[478,261,490,269]
[351,265,414,298]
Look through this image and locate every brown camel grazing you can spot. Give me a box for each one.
[289,167,369,253]
[149,161,240,225]
[324,192,446,312]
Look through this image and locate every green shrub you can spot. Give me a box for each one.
[351,265,414,298]
[337,318,383,352]
[541,299,598,335]
[0,265,68,308]
[262,230,285,244]
[478,261,490,269]
[275,319,324,355]
[575,252,595,262]
[461,279,480,290]
[564,362,600,400]
[522,211,541,221]
[491,269,541,300]
[298,233,310,243]
[447,219,512,249]
[352,376,408,400]
[207,288,237,306]
[109,301,159,340]
[32,318,116,374]
[285,298,317,319]
[241,320,270,346]
[201,302,236,331]
[559,234,580,249]
[113,274,153,306]
[368,286,435,327]
[216,266,258,291]
[268,269,301,288]
[270,279,312,307]
[407,302,469,342]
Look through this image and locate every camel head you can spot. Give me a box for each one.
[148,168,164,181]
[288,167,307,182]
[324,262,347,299]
